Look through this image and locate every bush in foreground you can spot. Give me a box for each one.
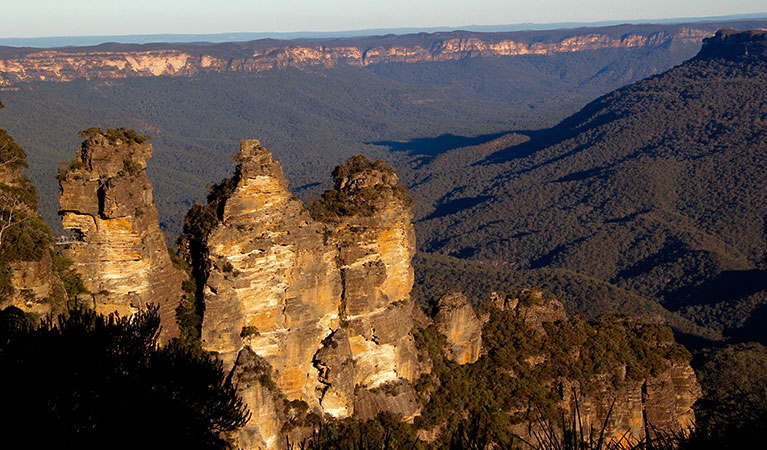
[0,305,249,450]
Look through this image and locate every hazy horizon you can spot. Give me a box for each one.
[4,0,766,40]
[2,12,766,49]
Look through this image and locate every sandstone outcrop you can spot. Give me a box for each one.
[182,142,423,448]
[228,348,282,450]
[0,26,719,85]
[58,128,184,341]
[320,155,423,391]
[433,292,482,364]
[198,139,342,407]
[489,289,567,332]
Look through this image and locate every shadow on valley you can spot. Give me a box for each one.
[421,195,493,221]
[369,131,508,157]
[665,269,767,310]
[728,303,767,344]
[479,102,620,165]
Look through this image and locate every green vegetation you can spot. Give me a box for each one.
[0,304,249,449]
[77,126,151,144]
[50,252,89,306]
[168,247,203,347]
[117,158,143,177]
[0,125,54,302]
[407,309,689,448]
[309,155,412,222]
[410,51,767,339]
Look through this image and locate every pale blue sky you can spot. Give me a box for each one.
[5,0,766,38]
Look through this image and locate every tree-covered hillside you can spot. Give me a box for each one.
[411,30,767,338]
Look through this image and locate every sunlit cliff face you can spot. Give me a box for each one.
[0,29,710,85]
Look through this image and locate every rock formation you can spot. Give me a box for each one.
[320,154,422,389]
[182,142,424,448]
[198,140,342,407]
[433,292,482,364]
[695,28,767,62]
[557,362,701,442]
[431,290,700,444]
[58,128,184,341]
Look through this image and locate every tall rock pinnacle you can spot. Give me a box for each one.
[199,139,342,404]
[58,128,185,342]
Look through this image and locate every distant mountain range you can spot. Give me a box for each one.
[2,19,767,85]
[1,22,765,344]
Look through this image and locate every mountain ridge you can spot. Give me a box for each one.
[410,29,767,338]
[2,21,767,85]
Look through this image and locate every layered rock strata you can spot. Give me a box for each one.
[199,140,342,408]
[58,130,184,341]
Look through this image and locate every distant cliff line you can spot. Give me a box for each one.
[2,22,764,85]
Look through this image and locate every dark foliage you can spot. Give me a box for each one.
[0,305,249,449]
[309,154,412,222]
[408,309,687,448]
[78,126,150,144]
[292,412,422,450]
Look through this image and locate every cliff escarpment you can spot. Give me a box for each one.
[0,26,718,85]
[695,28,767,61]
[57,128,185,341]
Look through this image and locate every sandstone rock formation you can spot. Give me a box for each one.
[0,26,719,85]
[321,155,422,390]
[489,289,567,332]
[198,140,342,408]
[58,128,184,341]
[433,292,482,364]
[182,142,424,448]
[432,289,700,445]
[228,348,282,450]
